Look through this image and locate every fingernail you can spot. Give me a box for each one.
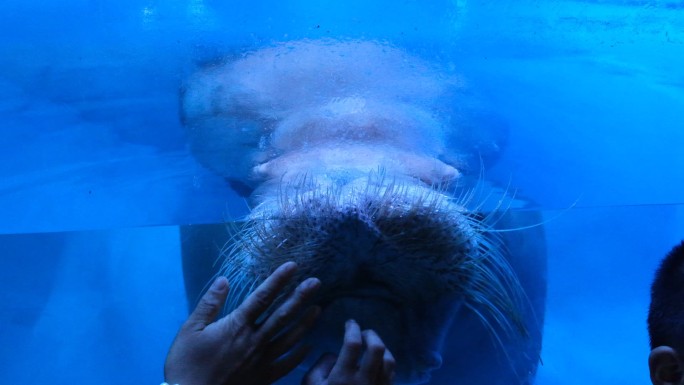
[301,277,321,291]
[346,319,356,327]
[213,276,228,290]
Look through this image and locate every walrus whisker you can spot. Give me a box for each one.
[468,289,515,337]
[481,181,522,230]
[467,273,525,340]
[219,233,244,266]
[228,277,250,312]
[463,301,510,357]
[465,232,528,338]
[454,160,487,209]
[190,224,248,308]
[466,179,513,224]
[458,164,486,203]
[480,195,516,230]
[486,198,579,233]
[222,266,242,312]
[463,300,529,381]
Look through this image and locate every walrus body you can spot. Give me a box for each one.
[180,39,546,384]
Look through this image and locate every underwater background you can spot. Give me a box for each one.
[0,0,683,384]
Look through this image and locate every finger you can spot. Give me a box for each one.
[185,276,229,330]
[259,277,321,340]
[302,353,337,385]
[234,261,298,324]
[359,330,386,379]
[266,305,321,361]
[335,319,363,371]
[381,346,396,385]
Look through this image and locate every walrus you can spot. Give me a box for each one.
[179,39,546,384]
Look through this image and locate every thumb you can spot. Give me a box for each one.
[185,276,229,330]
[302,353,337,385]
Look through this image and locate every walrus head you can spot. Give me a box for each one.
[181,39,525,384]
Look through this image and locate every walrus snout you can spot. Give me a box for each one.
[242,174,481,294]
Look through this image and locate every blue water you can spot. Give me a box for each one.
[1,0,683,384]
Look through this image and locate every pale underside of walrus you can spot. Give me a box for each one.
[179,39,547,385]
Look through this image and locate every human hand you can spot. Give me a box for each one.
[302,320,396,385]
[164,261,321,385]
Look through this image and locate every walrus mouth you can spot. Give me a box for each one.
[316,282,406,311]
[322,283,400,301]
